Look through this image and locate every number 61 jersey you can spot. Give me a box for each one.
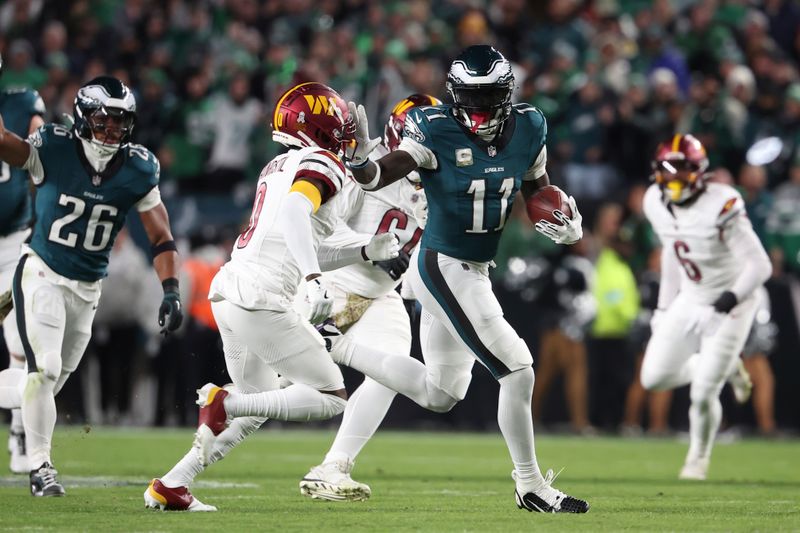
[643,181,751,304]
[25,124,161,282]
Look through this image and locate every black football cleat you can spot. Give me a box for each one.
[513,469,589,513]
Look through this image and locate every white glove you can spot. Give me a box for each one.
[305,277,334,325]
[344,102,381,167]
[363,232,400,261]
[534,196,583,245]
[684,304,723,337]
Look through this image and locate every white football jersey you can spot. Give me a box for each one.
[643,182,749,303]
[324,145,425,298]
[210,146,352,310]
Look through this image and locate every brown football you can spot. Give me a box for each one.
[526,185,571,224]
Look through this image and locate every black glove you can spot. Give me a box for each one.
[158,278,183,335]
[375,250,410,281]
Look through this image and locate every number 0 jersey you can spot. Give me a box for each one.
[399,103,547,263]
[210,146,352,310]
[0,88,45,235]
[643,182,761,304]
[24,124,161,281]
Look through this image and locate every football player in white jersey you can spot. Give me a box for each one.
[298,94,439,502]
[144,82,400,511]
[641,134,771,480]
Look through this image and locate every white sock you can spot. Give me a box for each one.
[22,372,57,468]
[343,343,457,412]
[223,383,345,421]
[687,396,722,462]
[498,367,544,491]
[324,378,396,464]
[161,416,267,488]
[0,367,25,410]
[8,356,25,431]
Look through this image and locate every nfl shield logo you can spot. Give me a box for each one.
[488,145,497,158]
[92,175,102,186]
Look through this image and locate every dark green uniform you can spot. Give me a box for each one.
[0,88,45,235]
[26,124,159,281]
[407,104,547,262]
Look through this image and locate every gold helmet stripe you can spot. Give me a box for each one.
[273,82,316,131]
[671,134,682,153]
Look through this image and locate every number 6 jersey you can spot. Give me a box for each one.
[23,123,161,281]
[643,181,768,304]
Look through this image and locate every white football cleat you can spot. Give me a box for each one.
[679,457,709,480]
[8,429,28,474]
[300,459,372,501]
[728,359,752,405]
[144,478,217,511]
[194,383,231,467]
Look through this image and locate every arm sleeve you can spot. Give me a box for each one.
[279,192,323,278]
[317,221,373,271]
[657,244,681,310]
[136,186,162,212]
[523,145,548,181]
[726,214,772,301]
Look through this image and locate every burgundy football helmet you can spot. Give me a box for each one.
[272,82,355,154]
[652,133,710,204]
[383,93,442,152]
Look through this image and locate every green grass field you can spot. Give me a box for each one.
[1,427,798,532]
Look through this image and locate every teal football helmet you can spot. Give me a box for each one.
[446,45,514,137]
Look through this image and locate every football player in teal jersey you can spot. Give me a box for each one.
[0,53,46,475]
[0,76,183,497]
[324,46,589,513]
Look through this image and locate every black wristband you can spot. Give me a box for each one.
[712,291,738,313]
[162,277,179,294]
[151,240,178,259]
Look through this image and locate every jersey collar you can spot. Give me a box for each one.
[453,108,517,156]
[75,137,126,186]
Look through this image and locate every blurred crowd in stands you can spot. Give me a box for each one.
[1,0,799,434]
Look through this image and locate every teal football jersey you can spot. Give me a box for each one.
[27,124,160,281]
[0,88,45,234]
[406,104,547,262]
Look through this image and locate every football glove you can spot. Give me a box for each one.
[343,102,381,167]
[534,196,583,245]
[306,276,334,325]
[158,278,183,335]
[375,250,411,281]
[363,232,400,261]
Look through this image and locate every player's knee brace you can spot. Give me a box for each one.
[689,379,723,407]
[640,362,671,391]
[488,336,533,375]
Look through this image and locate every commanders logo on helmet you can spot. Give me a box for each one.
[384,93,442,152]
[446,45,514,136]
[652,134,710,204]
[272,82,354,154]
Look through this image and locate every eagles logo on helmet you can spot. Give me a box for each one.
[652,134,710,205]
[272,82,355,154]
[383,93,442,152]
[446,45,514,137]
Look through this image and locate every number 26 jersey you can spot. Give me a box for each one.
[25,124,161,282]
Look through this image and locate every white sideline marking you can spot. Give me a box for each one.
[0,476,258,489]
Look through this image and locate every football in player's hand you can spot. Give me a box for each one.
[526,185,572,225]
